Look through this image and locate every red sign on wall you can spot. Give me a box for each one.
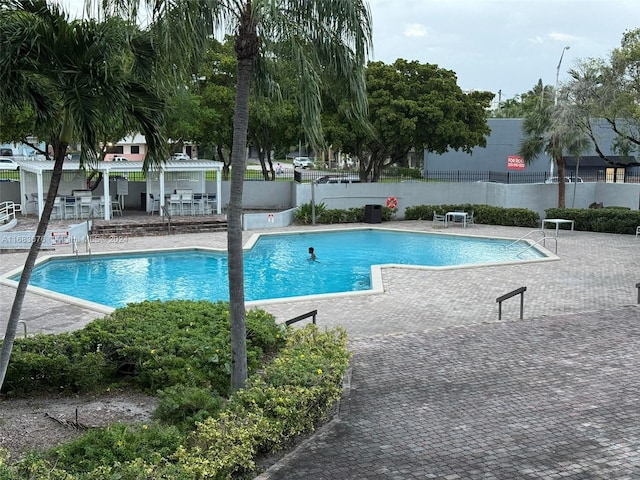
[507,155,525,170]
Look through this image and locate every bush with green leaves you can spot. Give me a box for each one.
[545,207,640,234]
[405,204,539,227]
[178,325,350,479]
[0,325,350,480]
[295,201,326,224]
[2,300,286,397]
[49,423,183,475]
[296,203,394,224]
[153,385,225,431]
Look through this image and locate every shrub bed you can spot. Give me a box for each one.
[545,207,640,234]
[295,202,394,224]
[405,204,539,227]
[3,300,284,397]
[0,301,350,480]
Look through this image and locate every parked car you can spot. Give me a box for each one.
[316,174,360,184]
[111,155,128,162]
[545,176,583,184]
[171,153,190,161]
[0,157,19,170]
[293,157,313,168]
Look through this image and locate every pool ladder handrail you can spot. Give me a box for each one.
[517,235,557,255]
[72,235,92,258]
[506,229,545,249]
[506,229,557,255]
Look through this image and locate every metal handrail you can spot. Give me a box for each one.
[517,236,557,255]
[496,287,526,320]
[71,236,79,257]
[17,320,27,338]
[506,229,545,248]
[161,205,172,234]
[285,309,317,326]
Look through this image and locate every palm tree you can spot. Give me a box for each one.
[0,0,170,391]
[223,1,371,390]
[105,0,372,390]
[519,101,591,208]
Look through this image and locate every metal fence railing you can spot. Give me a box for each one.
[2,167,639,184]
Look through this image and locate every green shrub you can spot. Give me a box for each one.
[297,204,394,225]
[2,324,349,479]
[178,325,350,478]
[405,204,539,227]
[50,423,184,475]
[2,300,286,397]
[545,207,640,234]
[154,385,225,431]
[295,202,326,224]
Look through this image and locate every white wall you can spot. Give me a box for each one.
[3,179,639,219]
[293,182,640,219]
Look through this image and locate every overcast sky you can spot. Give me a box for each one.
[368,0,639,102]
[55,0,638,104]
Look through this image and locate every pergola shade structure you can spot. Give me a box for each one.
[16,160,224,220]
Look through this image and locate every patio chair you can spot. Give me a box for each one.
[63,196,78,219]
[24,194,38,216]
[466,211,475,227]
[636,226,640,239]
[148,193,160,215]
[180,192,194,215]
[205,194,217,214]
[432,211,446,228]
[78,196,93,219]
[51,197,63,220]
[168,193,181,215]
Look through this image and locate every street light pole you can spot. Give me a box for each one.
[554,46,570,105]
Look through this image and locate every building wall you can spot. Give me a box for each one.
[424,118,636,175]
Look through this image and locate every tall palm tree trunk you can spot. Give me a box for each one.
[556,154,567,208]
[0,148,66,391]
[228,55,253,391]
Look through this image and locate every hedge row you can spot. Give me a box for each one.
[405,204,540,228]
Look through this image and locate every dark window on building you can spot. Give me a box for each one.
[106,146,124,154]
[131,146,140,154]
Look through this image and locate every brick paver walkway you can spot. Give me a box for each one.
[2,220,639,478]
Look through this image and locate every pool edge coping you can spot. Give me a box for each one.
[0,227,558,314]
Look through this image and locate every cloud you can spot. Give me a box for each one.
[548,32,579,43]
[403,23,427,38]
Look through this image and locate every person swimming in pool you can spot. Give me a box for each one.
[308,247,317,261]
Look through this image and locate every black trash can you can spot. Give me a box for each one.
[364,204,382,224]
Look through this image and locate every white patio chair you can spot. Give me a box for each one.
[168,193,181,215]
[24,194,38,216]
[51,197,63,220]
[148,193,160,215]
[78,196,93,219]
[180,193,194,215]
[63,196,78,219]
[466,211,475,227]
[432,211,446,228]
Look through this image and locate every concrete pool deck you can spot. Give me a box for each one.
[2,221,640,477]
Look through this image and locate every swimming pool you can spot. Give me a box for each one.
[6,228,551,310]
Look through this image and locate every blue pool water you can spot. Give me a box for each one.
[21,229,545,308]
